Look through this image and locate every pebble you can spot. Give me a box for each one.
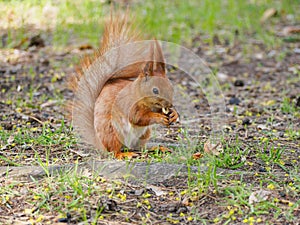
[234,79,244,87]
[229,97,241,105]
[242,118,251,125]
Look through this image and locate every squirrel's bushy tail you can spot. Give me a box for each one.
[68,12,142,150]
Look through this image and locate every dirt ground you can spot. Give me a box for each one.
[0,21,300,224]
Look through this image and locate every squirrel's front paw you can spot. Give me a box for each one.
[149,112,173,126]
[167,108,179,125]
[152,113,169,126]
[160,114,170,126]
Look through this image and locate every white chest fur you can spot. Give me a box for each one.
[112,116,149,149]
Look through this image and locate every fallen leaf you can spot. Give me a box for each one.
[192,152,203,160]
[132,189,144,196]
[260,8,277,23]
[249,190,272,204]
[254,52,264,60]
[150,145,173,153]
[257,124,270,130]
[204,140,223,155]
[78,44,93,51]
[41,100,58,108]
[116,152,138,159]
[182,197,190,206]
[216,72,229,82]
[148,185,166,196]
[282,26,300,36]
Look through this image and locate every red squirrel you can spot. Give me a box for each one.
[69,13,179,158]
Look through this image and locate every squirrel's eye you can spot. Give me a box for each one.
[152,87,159,95]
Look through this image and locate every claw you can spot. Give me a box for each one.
[164,118,169,126]
[168,108,179,124]
[162,107,169,114]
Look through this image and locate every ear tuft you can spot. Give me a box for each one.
[154,39,166,75]
[142,61,153,77]
[141,40,165,78]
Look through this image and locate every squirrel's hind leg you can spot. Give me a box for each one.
[138,128,172,154]
[101,136,138,159]
[138,128,151,148]
[116,128,151,159]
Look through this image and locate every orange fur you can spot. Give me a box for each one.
[69,11,179,157]
[68,12,140,92]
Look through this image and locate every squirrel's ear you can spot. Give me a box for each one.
[153,39,166,75]
[142,61,154,78]
[141,41,154,78]
[141,40,165,78]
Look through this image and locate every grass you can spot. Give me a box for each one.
[1,143,299,224]
[1,100,299,222]
[0,0,299,47]
[0,120,77,166]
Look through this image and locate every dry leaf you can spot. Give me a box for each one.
[182,197,190,206]
[216,72,229,82]
[41,100,58,108]
[116,152,138,159]
[204,140,223,155]
[78,44,93,51]
[249,190,272,204]
[150,145,173,153]
[282,26,300,36]
[192,152,203,160]
[260,8,277,23]
[257,124,270,130]
[148,185,166,196]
